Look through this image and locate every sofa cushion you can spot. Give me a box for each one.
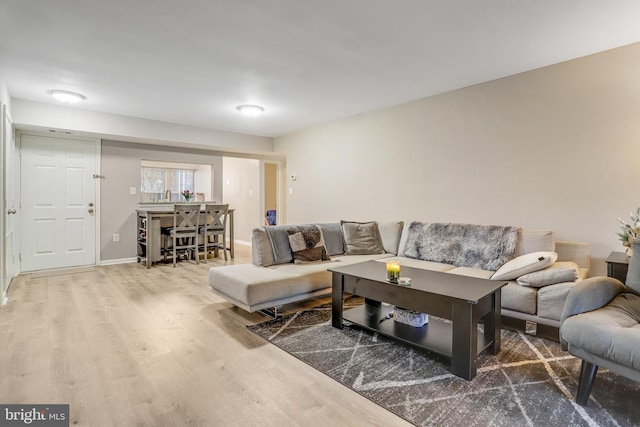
[537,282,575,321]
[501,282,537,314]
[516,262,579,287]
[209,264,331,308]
[378,221,404,255]
[515,229,555,257]
[252,227,276,266]
[397,224,410,257]
[377,256,456,272]
[555,240,591,273]
[625,240,640,295]
[341,220,385,255]
[271,260,336,275]
[446,267,494,279]
[491,251,558,281]
[323,253,392,266]
[561,293,640,371]
[316,223,345,256]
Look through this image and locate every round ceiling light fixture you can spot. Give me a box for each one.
[236,104,264,117]
[50,90,86,104]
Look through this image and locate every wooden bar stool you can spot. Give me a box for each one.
[199,204,229,262]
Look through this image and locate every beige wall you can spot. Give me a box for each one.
[222,157,261,243]
[101,140,224,261]
[102,141,286,261]
[275,43,640,276]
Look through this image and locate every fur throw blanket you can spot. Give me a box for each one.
[403,222,521,271]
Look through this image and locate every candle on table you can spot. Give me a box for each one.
[386,260,400,283]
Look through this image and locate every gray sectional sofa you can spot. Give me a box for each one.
[208,220,590,332]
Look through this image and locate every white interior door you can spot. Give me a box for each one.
[4,108,18,298]
[21,134,97,271]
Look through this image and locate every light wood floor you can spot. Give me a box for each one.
[0,246,411,427]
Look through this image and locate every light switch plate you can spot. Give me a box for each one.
[130,187,137,195]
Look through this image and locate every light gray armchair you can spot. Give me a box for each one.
[560,240,640,406]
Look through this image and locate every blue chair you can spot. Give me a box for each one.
[265,210,277,226]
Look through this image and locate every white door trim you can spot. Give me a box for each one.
[260,159,283,226]
[18,131,101,271]
[0,103,6,304]
[3,108,18,304]
[93,139,102,265]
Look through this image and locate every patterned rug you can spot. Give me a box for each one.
[248,298,640,427]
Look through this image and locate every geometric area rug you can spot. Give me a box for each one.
[248,298,640,427]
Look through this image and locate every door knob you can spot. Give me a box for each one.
[88,208,94,214]
[7,208,16,215]
[89,202,94,207]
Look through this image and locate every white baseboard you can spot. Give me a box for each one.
[100,257,138,266]
[233,239,252,247]
[24,266,96,278]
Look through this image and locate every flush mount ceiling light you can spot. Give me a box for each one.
[236,104,264,117]
[50,90,86,104]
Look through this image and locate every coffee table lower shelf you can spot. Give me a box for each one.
[343,304,492,359]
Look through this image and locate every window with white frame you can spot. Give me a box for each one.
[140,166,195,202]
[140,160,213,203]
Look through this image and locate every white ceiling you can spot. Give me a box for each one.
[1,1,640,138]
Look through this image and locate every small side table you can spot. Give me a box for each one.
[606,251,629,283]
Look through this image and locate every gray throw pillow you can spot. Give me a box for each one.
[316,223,345,255]
[516,267,578,288]
[626,240,640,295]
[340,220,385,255]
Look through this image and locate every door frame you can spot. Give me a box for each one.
[17,131,102,271]
[260,159,283,226]
[1,103,6,304]
[2,105,19,304]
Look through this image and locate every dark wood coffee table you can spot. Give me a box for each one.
[330,260,507,380]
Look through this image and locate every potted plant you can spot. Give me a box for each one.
[617,208,640,255]
[181,189,194,202]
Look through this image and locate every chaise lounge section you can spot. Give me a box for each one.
[208,220,590,333]
[209,221,403,313]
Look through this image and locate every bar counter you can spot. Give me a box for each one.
[136,205,234,268]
